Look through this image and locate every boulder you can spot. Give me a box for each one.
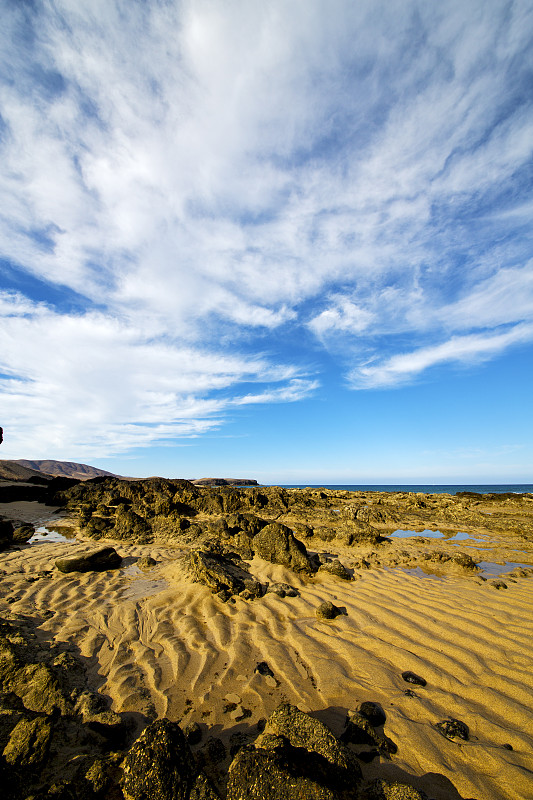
[122,718,196,800]
[3,716,53,768]
[340,712,397,755]
[318,560,352,580]
[316,601,342,620]
[358,702,386,728]
[0,518,13,550]
[12,525,35,544]
[188,549,249,596]
[228,703,361,800]
[55,546,122,573]
[253,522,314,574]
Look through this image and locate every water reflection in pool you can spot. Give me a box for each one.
[29,525,77,544]
[390,529,444,539]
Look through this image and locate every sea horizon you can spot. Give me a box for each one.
[264,483,533,495]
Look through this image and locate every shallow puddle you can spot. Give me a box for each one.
[477,561,531,578]
[390,529,444,539]
[29,525,78,544]
[446,531,485,543]
[392,566,445,580]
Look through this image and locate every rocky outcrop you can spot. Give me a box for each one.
[122,719,197,800]
[253,522,315,574]
[55,546,122,573]
[0,518,14,550]
[0,614,128,800]
[228,703,362,800]
[188,548,250,597]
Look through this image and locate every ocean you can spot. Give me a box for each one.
[268,484,533,495]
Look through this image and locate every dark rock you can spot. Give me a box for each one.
[401,671,426,687]
[451,552,478,569]
[225,513,267,537]
[259,703,362,779]
[122,718,196,800]
[184,721,203,746]
[254,662,274,677]
[55,546,122,573]
[0,518,14,550]
[316,601,342,620]
[366,778,429,799]
[266,582,299,598]
[253,522,314,574]
[113,507,153,543]
[12,525,35,544]
[229,732,250,758]
[190,770,220,799]
[241,578,264,599]
[489,579,508,590]
[358,701,386,727]
[137,556,157,569]
[196,736,227,766]
[318,560,352,580]
[3,715,53,768]
[435,718,469,741]
[189,549,249,596]
[340,712,397,755]
[227,743,350,800]
[227,703,361,800]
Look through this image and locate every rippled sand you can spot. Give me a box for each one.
[1,509,533,800]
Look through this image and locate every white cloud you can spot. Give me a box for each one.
[0,0,532,456]
[0,293,311,457]
[350,323,533,389]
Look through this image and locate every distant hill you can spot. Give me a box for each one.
[1,459,119,482]
[0,460,50,482]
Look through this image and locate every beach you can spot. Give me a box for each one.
[1,486,533,799]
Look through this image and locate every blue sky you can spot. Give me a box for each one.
[1,0,532,483]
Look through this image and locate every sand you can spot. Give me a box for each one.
[1,504,533,800]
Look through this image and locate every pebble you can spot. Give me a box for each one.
[435,718,469,741]
[401,671,427,687]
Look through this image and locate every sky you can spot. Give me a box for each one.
[0,0,532,484]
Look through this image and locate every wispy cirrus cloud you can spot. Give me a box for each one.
[0,292,315,458]
[350,324,533,389]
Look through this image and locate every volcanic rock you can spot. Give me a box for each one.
[227,703,361,800]
[55,546,122,573]
[435,718,469,741]
[358,701,386,728]
[188,548,249,596]
[316,601,342,620]
[253,522,314,573]
[401,671,426,687]
[318,560,352,580]
[122,718,196,800]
